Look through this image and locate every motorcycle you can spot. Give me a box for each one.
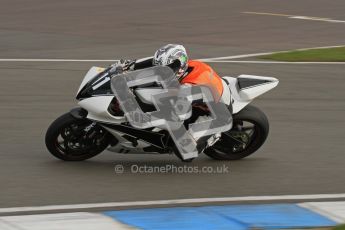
[45,58,278,161]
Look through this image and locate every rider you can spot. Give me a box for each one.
[116,44,231,154]
[132,44,224,102]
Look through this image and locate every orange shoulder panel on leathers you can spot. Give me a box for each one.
[180,60,223,102]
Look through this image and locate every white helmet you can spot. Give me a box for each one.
[153,44,188,79]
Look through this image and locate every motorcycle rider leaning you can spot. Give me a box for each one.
[113,44,231,157]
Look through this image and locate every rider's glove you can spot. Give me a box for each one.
[110,59,136,74]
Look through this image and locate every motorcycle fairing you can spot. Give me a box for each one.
[77,66,106,95]
[223,75,279,113]
[100,123,167,149]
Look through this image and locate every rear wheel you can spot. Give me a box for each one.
[204,105,269,160]
[45,113,110,161]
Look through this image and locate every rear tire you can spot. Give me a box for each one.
[45,113,110,161]
[204,105,269,160]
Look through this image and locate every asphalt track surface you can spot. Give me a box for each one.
[0,0,344,210]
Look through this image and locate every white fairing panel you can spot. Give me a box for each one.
[237,75,279,100]
[77,66,105,94]
[223,75,278,114]
[220,79,231,105]
[78,96,126,124]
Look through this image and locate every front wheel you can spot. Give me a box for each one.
[45,113,110,161]
[204,105,269,160]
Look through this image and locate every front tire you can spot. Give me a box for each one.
[45,113,110,161]
[204,105,269,160]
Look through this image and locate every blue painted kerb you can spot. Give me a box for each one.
[104,203,337,230]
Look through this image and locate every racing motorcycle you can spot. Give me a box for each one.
[45,58,278,161]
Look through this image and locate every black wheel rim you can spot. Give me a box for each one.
[212,119,258,155]
[55,121,108,157]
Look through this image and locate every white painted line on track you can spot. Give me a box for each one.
[0,59,118,62]
[243,11,345,24]
[0,57,152,63]
[203,60,345,64]
[199,45,345,61]
[1,193,345,214]
[198,52,276,61]
[289,16,345,24]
